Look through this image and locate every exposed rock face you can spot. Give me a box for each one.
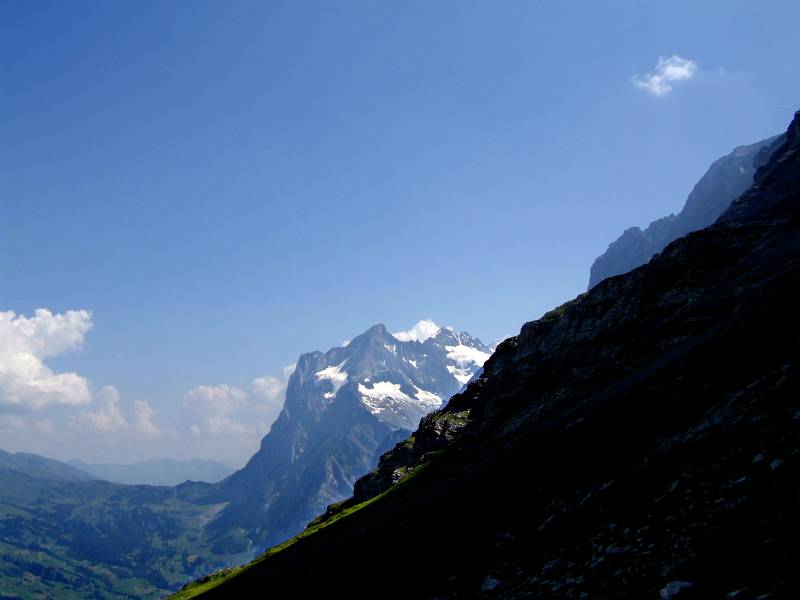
[188,110,800,599]
[721,114,800,223]
[205,321,489,550]
[588,134,783,289]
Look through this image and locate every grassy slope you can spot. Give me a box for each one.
[169,461,433,599]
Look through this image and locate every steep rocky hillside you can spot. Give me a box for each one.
[177,110,800,600]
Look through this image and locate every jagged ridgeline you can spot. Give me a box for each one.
[173,110,800,599]
[0,321,489,598]
[588,132,785,289]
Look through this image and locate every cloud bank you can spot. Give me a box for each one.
[183,368,292,440]
[1,307,292,463]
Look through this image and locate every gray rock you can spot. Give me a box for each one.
[660,581,695,599]
[542,558,568,577]
[481,576,501,592]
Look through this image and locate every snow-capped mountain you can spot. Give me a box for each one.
[206,320,490,551]
[308,321,490,430]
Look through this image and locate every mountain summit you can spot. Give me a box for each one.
[205,320,490,550]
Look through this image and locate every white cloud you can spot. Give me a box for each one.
[183,383,254,438]
[0,309,93,410]
[183,365,294,440]
[251,375,284,404]
[71,385,127,432]
[0,307,292,463]
[633,55,698,96]
[133,399,160,435]
[251,373,286,410]
[392,319,441,343]
[183,384,247,414]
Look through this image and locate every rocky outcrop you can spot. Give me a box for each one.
[588,133,784,289]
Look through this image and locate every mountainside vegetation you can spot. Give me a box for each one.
[0,466,251,599]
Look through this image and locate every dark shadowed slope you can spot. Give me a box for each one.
[176,110,800,600]
[588,133,783,289]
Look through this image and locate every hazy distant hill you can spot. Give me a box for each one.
[68,458,235,486]
[0,448,96,482]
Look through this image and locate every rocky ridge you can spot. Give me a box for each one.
[588,133,784,289]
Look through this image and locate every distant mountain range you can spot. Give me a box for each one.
[588,133,784,289]
[68,458,235,486]
[0,448,96,482]
[172,111,800,599]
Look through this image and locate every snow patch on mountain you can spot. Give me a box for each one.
[392,319,441,343]
[413,386,442,408]
[358,380,441,430]
[445,366,468,385]
[358,381,410,412]
[315,362,348,399]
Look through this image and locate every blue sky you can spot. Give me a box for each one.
[2,1,799,464]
